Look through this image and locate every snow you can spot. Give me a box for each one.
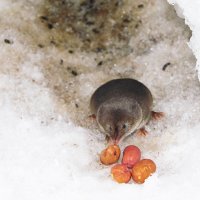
[168,0,200,79]
[0,0,200,200]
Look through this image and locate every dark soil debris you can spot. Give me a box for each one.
[68,50,74,54]
[71,70,78,76]
[47,23,54,29]
[138,4,144,8]
[40,0,148,59]
[75,103,79,108]
[162,62,171,71]
[60,59,64,65]
[38,44,44,48]
[97,61,103,66]
[4,39,13,44]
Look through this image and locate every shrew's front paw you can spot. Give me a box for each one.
[151,111,164,120]
[136,128,149,136]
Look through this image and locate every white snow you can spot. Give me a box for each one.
[0,0,200,200]
[168,0,200,79]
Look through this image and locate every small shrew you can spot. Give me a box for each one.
[162,62,171,71]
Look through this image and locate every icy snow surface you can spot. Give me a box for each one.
[168,0,200,79]
[0,0,200,200]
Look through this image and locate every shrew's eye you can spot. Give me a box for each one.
[122,124,126,129]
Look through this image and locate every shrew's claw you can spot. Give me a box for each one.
[136,128,149,136]
[151,111,164,120]
[88,114,96,120]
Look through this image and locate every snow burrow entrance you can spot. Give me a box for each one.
[0,0,200,199]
